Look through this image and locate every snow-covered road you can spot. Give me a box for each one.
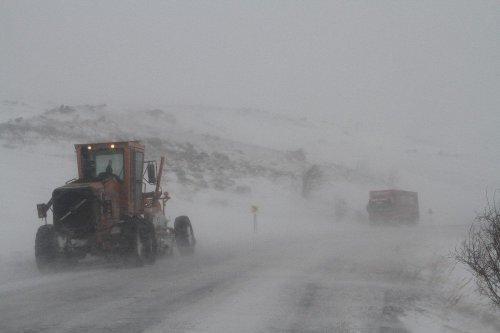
[1,222,497,333]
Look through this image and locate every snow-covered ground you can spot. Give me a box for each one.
[0,101,499,332]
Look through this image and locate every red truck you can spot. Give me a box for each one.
[367,189,419,224]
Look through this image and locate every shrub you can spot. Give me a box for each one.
[456,196,500,308]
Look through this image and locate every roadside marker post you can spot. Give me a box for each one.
[251,205,259,233]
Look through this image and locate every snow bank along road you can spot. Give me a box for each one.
[0,222,496,333]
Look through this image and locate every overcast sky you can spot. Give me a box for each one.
[1,1,499,148]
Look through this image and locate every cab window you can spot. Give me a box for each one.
[93,149,124,180]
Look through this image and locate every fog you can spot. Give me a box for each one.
[1,1,500,332]
[2,2,500,138]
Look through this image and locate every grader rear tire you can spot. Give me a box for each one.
[125,218,157,267]
[139,219,157,265]
[35,224,60,272]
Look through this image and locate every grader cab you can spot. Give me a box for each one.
[35,141,195,271]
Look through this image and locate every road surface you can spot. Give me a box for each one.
[0,222,498,333]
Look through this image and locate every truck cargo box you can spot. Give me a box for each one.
[367,189,419,224]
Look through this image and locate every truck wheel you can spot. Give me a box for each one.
[35,224,60,272]
[140,219,157,264]
[174,216,196,255]
[128,219,157,266]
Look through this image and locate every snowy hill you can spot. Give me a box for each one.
[0,100,498,257]
[0,102,395,199]
[2,101,497,227]
[1,100,498,225]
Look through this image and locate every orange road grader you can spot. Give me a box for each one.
[35,141,195,271]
